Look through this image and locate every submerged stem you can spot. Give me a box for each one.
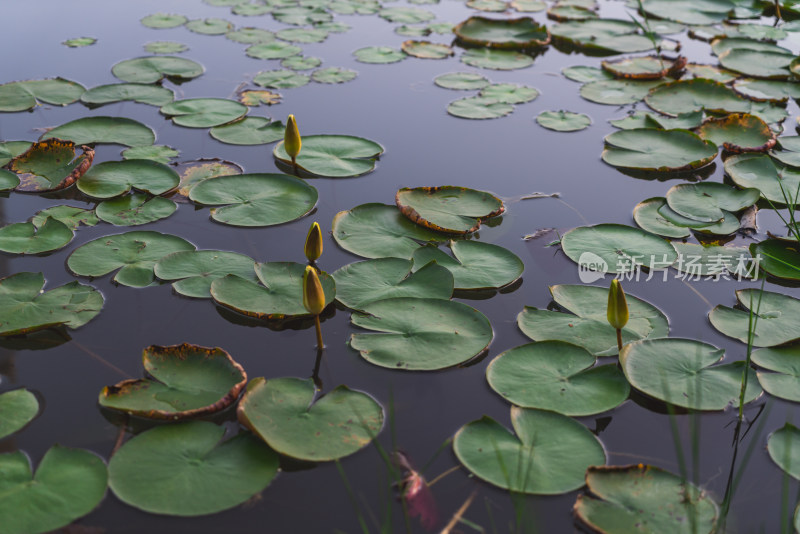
[314,314,324,350]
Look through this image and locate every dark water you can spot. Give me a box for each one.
[2,0,800,532]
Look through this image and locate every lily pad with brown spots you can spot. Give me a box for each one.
[171,159,243,200]
[400,40,453,59]
[454,16,550,49]
[396,186,504,234]
[601,55,682,80]
[696,113,776,153]
[7,139,94,193]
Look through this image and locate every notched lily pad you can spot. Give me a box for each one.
[0,218,74,254]
[155,250,257,298]
[254,70,310,89]
[238,90,281,106]
[80,83,175,107]
[696,113,776,153]
[401,40,453,59]
[41,117,155,147]
[95,194,177,226]
[602,129,717,172]
[645,79,750,117]
[0,389,39,439]
[710,289,800,347]
[161,98,248,128]
[210,117,285,145]
[752,345,800,403]
[395,185,504,234]
[111,56,204,84]
[601,55,680,79]
[8,139,94,193]
[537,110,591,132]
[447,97,513,119]
[78,159,179,199]
[0,78,85,113]
[173,159,242,199]
[311,67,358,84]
[665,182,760,223]
[274,135,383,178]
[460,48,534,70]
[454,16,550,49]
[411,240,524,290]
[434,72,490,90]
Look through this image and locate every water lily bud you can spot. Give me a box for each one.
[303,265,325,316]
[305,222,323,262]
[285,114,301,160]
[607,279,629,330]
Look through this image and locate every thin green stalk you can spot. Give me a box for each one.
[739,279,765,421]
[336,460,371,534]
[631,0,663,68]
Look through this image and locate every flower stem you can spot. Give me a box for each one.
[314,315,324,350]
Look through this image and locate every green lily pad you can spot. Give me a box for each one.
[562,65,613,82]
[281,56,322,70]
[0,170,19,191]
[189,173,316,227]
[186,18,233,35]
[96,194,177,226]
[395,186,504,234]
[645,79,751,116]
[486,341,629,416]
[633,197,691,238]
[349,297,493,370]
[108,421,278,516]
[640,0,732,25]
[210,262,335,320]
[77,160,179,199]
[144,41,188,54]
[752,346,800,402]
[254,70,310,89]
[671,243,750,276]
[209,117,285,145]
[518,284,669,357]
[41,116,155,147]
[453,16,550,48]
[330,0,380,14]
[111,56,204,83]
[274,135,383,178]
[0,272,104,336]
[0,78,85,112]
[8,139,94,193]
[396,24,432,37]
[354,46,407,64]
[379,6,435,23]
[719,48,794,79]
[735,23,786,40]
[63,37,96,48]
[0,141,32,167]
[696,113,775,152]
[724,153,800,203]
[684,63,738,83]
[733,79,800,103]
[81,83,174,107]
[411,240,523,290]
[332,258,452,311]
[512,0,546,11]
[768,423,800,480]
[447,97,513,119]
[453,407,605,494]
[460,48,534,70]
[233,3,272,15]
[709,289,800,347]
[548,4,597,20]
[468,0,508,12]
[575,465,719,534]
[0,218,73,254]
[751,239,800,280]
[31,205,98,231]
[155,250,257,298]
[537,110,591,132]
[246,42,302,60]
[620,338,761,410]
[314,22,352,34]
[311,67,358,84]
[551,19,655,54]
[238,377,383,461]
[602,129,717,172]
[272,6,332,25]
[580,80,664,105]
[160,98,247,129]
[0,446,107,534]
[141,13,188,28]
[226,27,276,44]
[67,231,195,288]
[665,182,760,223]
[401,41,453,59]
[122,145,180,165]
[434,72,490,90]
[99,343,247,419]
[173,159,242,199]
[601,56,673,79]
[479,83,539,104]
[0,389,39,439]
[276,28,328,43]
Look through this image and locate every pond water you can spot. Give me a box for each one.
[2,0,800,532]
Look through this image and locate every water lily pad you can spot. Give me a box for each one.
[575,465,719,534]
[330,0,380,14]
[41,116,155,147]
[633,197,691,238]
[724,153,800,203]
[401,40,453,59]
[395,186,504,234]
[238,377,383,461]
[512,0,546,11]
[434,72,490,90]
[709,289,800,347]
[411,240,523,290]
[161,98,247,128]
[479,83,539,103]
[354,46,407,64]
[453,407,605,494]
[254,69,310,89]
[752,346,800,402]
[238,90,282,107]
[447,97,513,119]
[696,113,775,153]
[8,139,94,193]
[99,344,247,419]
[77,160,179,199]
[108,421,278,516]
[719,48,794,79]
[656,202,740,236]
[0,218,73,254]
[602,129,717,172]
[315,21,352,33]
[0,170,19,191]
[80,83,174,107]
[396,24,432,37]
[155,250,257,298]
[379,6,435,23]
[210,117,285,145]
[453,16,550,48]
[189,173,317,227]
[580,79,664,106]
[281,56,321,70]
[226,27,276,44]
[311,67,358,84]
[122,145,179,164]
[186,18,233,35]
[460,49,534,70]
[144,41,188,54]
[141,13,188,28]
[548,4,597,20]
[111,56,204,83]
[349,297,493,370]
[640,0,732,25]
[611,111,705,130]
[551,19,655,54]
[96,194,177,226]
[620,338,760,410]
[63,37,96,48]
[671,243,750,276]
[246,42,302,60]
[67,231,195,287]
[274,135,383,177]
[468,0,508,12]
[733,79,800,103]
[665,182,760,223]
[0,141,32,167]
[537,110,591,131]
[0,389,39,439]
[645,79,751,116]
[562,65,613,82]
[276,27,328,43]
[0,446,107,534]
[684,63,738,83]
[210,262,335,320]
[0,78,85,112]
[31,205,98,230]
[768,423,800,480]
[173,159,242,199]
[233,3,272,15]
[751,239,800,281]
[487,341,629,416]
[272,5,332,25]
[601,56,674,79]
[0,272,104,336]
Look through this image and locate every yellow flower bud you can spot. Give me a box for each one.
[607,279,629,330]
[305,222,323,262]
[302,265,325,316]
[284,114,301,161]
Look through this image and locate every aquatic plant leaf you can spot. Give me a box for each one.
[601,55,674,79]
[186,18,233,35]
[453,407,605,494]
[602,129,717,171]
[645,79,750,116]
[709,289,800,347]
[349,297,493,370]
[276,27,329,43]
[78,159,179,199]
[479,83,538,103]
[486,341,629,416]
[155,250,257,298]
[314,21,352,33]
[460,49,534,70]
[210,262,335,320]
[239,377,383,461]
[96,194,177,226]
[575,465,719,533]
[245,42,302,59]
[580,79,663,105]
[537,110,591,131]
[354,46,407,64]
[144,41,188,54]
[548,4,597,20]
[189,173,317,227]
[226,27,275,44]
[272,5,333,25]
[254,69,310,89]
[768,423,800,480]
[750,239,800,280]
[561,223,677,273]
[99,344,247,419]
[274,135,383,177]
[0,272,104,336]
[0,389,38,439]
[0,446,107,534]
[111,56,204,83]
[551,19,654,53]
[511,0,546,11]
[396,186,504,234]
[0,170,18,191]
[752,346,800,402]
[453,16,550,48]
[724,153,800,203]
[719,48,794,79]
[233,3,272,15]
[67,231,195,287]
[696,113,775,153]
[411,240,523,290]
[0,141,32,167]
[640,0,733,24]
[31,205,98,231]
[9,139,94,193]
[173,159,242,199]
[0,218,73,254]
[447,97,513,119]
[210,117,285,145]
[733,79,800,103]
[311,67,358,84]
[468,0,508,12]
[160,98,247,128]
[41,116,155,147]
[108,421,278,516]
[141,13,188,28]
[238,90,282,106]
[562,65,612,83]
[379,6,435,23]
[684,63,738,82]
[659,206,739,236]
[63,37,96,48]
[518,284,669,357]
[80,83,174,106]
[281,56,321,71]
[665,182,760,223]
[633,197,691,238]
[401,40,453,59]
[671,243,749,276]
[0,78,85,112]
[122,145,179,164]
[434,72,490,90]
